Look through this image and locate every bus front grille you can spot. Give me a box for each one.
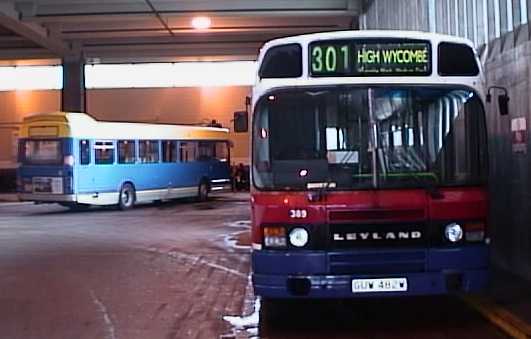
[328,250,426,274]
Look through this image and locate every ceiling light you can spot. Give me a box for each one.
[191,16,211,30]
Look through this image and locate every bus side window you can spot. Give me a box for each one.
[162,140,177,162]
[139,140,160,163]
[118,140,136,164]
[179,141,197,162]
[80,140,90,165]
[215,141,229,162]
[198,141,215,161]
[94,141,115,165]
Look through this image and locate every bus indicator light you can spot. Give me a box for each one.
[464,221,486,242]
[264,226,287,248]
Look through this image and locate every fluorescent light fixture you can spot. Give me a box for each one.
[191,16,211,30]
[0,66,62,91]
[85,61,256,88]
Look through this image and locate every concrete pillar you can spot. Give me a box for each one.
[61,57,86,113]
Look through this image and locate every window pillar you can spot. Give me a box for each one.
[61,56,86,113]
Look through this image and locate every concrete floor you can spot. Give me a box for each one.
[0,193,507,339]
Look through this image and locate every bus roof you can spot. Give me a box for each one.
[260,30,476,51]
[20,112,230,140]
[253,30,484,105]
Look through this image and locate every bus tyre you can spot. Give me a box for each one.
[119,183,136,210]
[197,181,209,202]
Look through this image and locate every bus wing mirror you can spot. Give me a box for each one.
[487,86,510,116]
[498,94,510,116]
[233,111,248,133]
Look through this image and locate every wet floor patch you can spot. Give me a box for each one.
[222,276,260,339]
[194,203,217,210]
[222,220,251,253]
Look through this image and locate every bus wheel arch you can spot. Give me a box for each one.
[197,178,210,202]
[118,182,136,210]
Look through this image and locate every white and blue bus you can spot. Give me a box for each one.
[17,112,232,210]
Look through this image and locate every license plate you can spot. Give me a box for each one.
[352,278,408,293]
[33,178,51,193]
[33,177,63,194]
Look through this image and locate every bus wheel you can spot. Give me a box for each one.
[119,183,136,210]
[197,181,209,202]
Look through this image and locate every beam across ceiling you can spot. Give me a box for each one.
[6,0,361,62]
[0,2,70,56]
[144,0,174,36]
[19,0,360,20]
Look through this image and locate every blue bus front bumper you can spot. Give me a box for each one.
[252,246,488,298]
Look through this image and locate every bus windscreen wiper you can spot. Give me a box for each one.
[312,149,359,201]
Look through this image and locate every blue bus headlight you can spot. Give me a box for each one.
[289,227,309,247]
[445,223,463,243]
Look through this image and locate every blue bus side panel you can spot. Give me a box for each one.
[74,139,230,194]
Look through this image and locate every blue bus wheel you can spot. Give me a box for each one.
[197,181,209,202]
[119,183,136,210]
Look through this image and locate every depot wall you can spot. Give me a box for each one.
[0,90,59,168]
[362,0,531,279]
[87,86,250,164]
[0,86,250,189]
[484,38,531,279]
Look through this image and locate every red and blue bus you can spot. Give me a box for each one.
[250,31,491,298]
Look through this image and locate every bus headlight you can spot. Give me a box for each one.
[289,227,309,247]
[264,226,287,248]
[445,223,463,243]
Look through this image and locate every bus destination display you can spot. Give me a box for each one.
[310,40,431,77]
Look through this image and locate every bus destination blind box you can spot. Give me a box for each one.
[310,40,431,77]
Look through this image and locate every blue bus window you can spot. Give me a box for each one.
[118,140,136,164]
[215,142,229,162]
[139,140,159,163]
[80,140,90,165]
[179,141,197,162]
[22,140,63,165]
[94,141,115,165]
[162,140,177,162]
[198,141,215,161]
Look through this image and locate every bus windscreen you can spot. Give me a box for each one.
[310,40,431,77]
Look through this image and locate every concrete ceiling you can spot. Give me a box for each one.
[0,0,362,63]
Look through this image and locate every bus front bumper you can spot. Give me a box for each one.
[252,246,488,298]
